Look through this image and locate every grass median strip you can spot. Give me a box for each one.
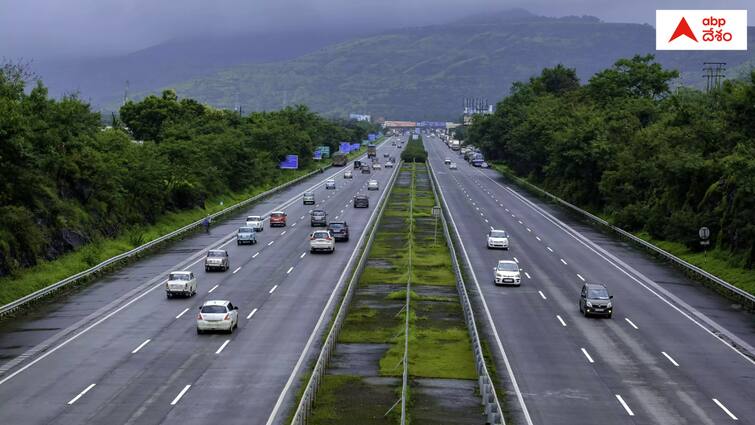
[309,162,480,424]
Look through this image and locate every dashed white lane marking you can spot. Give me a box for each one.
[625,318,639,330]
[208,284,219,293]
[300,252,306,259]
[546,246,554,252]
[518,220,523,224]
[233,267,241,274]
[216,339,231,354]
[253,252,260,258]
[131,339,151,354]
[662,351,680,367]
[68,383,96,405]
[556,315,566,327]
[176,308,190,319]
[300,216,305,220]
[269,285,278,294]
[281,231,286,235]
[524,272,531,279]
[480,212,484,216]
[581,348,595,363]
[560,259,568,265]
[287,266,294,274]
[247,308,259,320]
[340,209,344,213]
[170,385,191,405]
[526,228,531,232]
[535,236,541,241]
[712,398,738,420]
[538,290,547,300]
[292,222,296,227]
[484,219,489,223]
[577,273,585,281]
[505,208,510,212]
[267,241,274,246]
[615,394,635,416]
[513,257,519,263]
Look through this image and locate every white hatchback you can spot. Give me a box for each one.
[487,229,510,249]
[494,260,521,286]
[325,179,336,189]
[196,300,239,334]
[449,162,458,170]
[310,230,335,253]
[367,179,379,191]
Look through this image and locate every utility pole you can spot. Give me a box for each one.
[703,62,726,92]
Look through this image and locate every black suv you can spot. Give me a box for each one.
[327,221,350,242]
[579,283,613,318]
[310,209,328,227]
[353,195,369,208]
[354,160,362,170]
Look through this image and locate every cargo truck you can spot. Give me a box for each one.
[332,152,347,166]
[367,144,377,158]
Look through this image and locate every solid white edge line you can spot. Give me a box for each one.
[67,383,96,405]
[615,394,635,416]
[427,159,534,425]
[131,339,151,354]
[475,166,755,364]
[581,347,595,363]
[175,308,190,319]
[661,351,680,367]
[208,284,219,293]
[712,398,738,420]
[246,308,258,320]
[538,290,547,300]
[265,157,399,425]
[232,267,241,274]
[170,384,191,405]
[215,339,231,355]
[625,317,639,329]
[556,315,566,327]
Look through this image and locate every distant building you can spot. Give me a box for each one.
[462,97,494,125]
[349,113,371,122]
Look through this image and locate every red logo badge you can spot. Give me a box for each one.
[669,17,698,42]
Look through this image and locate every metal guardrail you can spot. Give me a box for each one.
[494,168,755,311]
[290,160,402,425]
[426,162,505,425]
[0,161,345,317]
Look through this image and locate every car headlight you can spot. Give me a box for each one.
[586,301,593,307]
[515,274,521,280]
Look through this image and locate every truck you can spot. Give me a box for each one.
[367,144,377,158]
[450,140,461,151]
[332,152,347,166]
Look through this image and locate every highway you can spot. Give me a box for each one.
[425,135,755,425]
[0,136,404,425]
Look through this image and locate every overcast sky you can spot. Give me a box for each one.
[1,0,752,60]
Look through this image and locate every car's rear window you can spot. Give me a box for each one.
[313,231,330,238]
[239,227,254,233]
[329,223,344,228]
[169,273,190,281]
[207,251,225,257]
[271,213,284,218]
[248,216,260,221]
[201,305,227,314]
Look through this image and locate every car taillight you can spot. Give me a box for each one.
[325,237,332,241]
[223,314,230,321]
[197,313,203,320]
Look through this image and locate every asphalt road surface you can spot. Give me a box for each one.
[426,135,755,425]
[0,136,404,425]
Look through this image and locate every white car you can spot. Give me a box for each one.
[205,249,230,272]
[449,162,458,170]
[246,215,264,232]
[385,161,394,168]
[487,229,510,249]
[166,271,197,298]
[344,171,353,179]
[372,162,382,170]
[196,300,239,334]
[310,230,335,253]
[481,162,490,168]
[367,179,379,191]
[494,260,521,286]
[444,158,451,165]
[325,179,336,189]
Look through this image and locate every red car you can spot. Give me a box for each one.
[270,211,287,227]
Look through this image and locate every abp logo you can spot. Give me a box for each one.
[657,10,747,50]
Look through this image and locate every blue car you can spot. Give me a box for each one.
[236,227,257,245]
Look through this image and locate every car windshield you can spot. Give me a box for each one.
[490,231,507,238]
[169,273,190,281]
[497,262,518,272]
[201,305,227,314]
[207,251,224,257]
[588,288,610,299]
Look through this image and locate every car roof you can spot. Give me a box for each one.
[247,215,261,219]
[490,229,507,233]
[585,283,608,289]
[328,221,346,225]
[208,249,226,254]
[239,226,254,230]
[497,260,517,265]
[202,300,230,306]
[355,194,368,199]
[271,211,285,214]
[170,270,191,275]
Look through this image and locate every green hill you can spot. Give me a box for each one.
[161,11,754,120]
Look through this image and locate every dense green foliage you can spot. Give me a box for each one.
[469,55,755,268]
[0,67,375,277]
[400,135,428,163]
[160,13,754,121]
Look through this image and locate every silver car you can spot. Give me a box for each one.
[205,249,229,272]
[325,179,336,189]
[196,300,239,334]
[303,192,315,205]
[494,260,521,286]
[367,179,379,191]
[237,226,257,245]
[344,171,353,179]
[166,271,197,298]
[487,229,509,249]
